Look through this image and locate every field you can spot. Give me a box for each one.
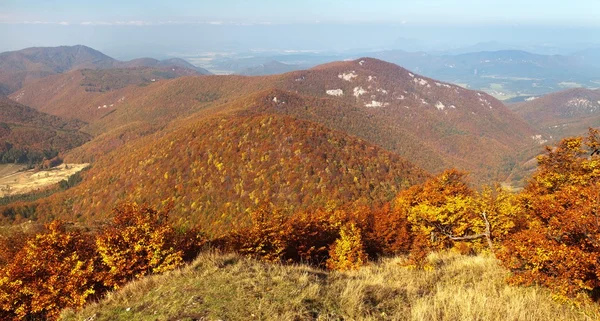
[0,163,89,197]
[0,164,26,179]
[61,251,600,321]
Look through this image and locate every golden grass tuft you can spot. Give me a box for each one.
[61,251,600,321]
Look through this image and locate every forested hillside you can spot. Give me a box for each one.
[11,57,544,184]
[0,45,209,95]
[0,96,90,164]
[511,88,600,139]
[2,114,427,229]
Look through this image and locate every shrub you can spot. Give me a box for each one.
[0,221,100,321]
[95,203,187,289]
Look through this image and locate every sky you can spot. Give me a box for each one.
[1,1,599,58]
[2,0,600,26]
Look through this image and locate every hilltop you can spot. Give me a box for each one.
[0,45,210,95]
[60,251,600,321]
[23,113,427,230]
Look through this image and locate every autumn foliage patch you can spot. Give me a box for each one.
[2,130,600,320]
[499,129,600,300]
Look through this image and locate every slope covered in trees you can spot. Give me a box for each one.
[8,114,427,229]
[11,57,543,184]
[9,67,210,123]
[510,88,600,139]
[0,96,90,164]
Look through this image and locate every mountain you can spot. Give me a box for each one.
[9,67,208,123]
[11,57,542,185]
[268,58,542,183]
[239,60,300,76]
[27,113,427,231]
[510,88,600,139]
[0,96,90,163]
[570,47,600,69]
[207,49,600,101]
[0,45,210,95]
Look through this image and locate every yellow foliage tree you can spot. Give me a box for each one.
[395,169,519,260]
[326,222,368,271]
[95,203,185,289]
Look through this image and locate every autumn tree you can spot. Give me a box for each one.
[95,203,191,289]
[0,221,101,321]
[500,129,600,300]
[395,169,519,263]
[326,222,368,271]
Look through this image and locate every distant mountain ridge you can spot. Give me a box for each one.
[205,49,600,100]
[510,88,600,139]
[0,45,211,94]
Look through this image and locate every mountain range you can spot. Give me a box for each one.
[0,45,563,229]
[204,49,600,101]
[0,45,210,95]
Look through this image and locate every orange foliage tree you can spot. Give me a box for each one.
[0,221,101,321]
[500,129,600,300]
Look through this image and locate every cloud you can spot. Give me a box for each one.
[58,21,69,26]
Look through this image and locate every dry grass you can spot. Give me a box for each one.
[61,251,600,321]
[0,163,88,197]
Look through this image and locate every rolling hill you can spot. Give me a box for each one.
[510,88,600,139]
[0,96,90,163]
[0,45,210,95]
[11,57,543,184]
[23,113,427,231]
[9,67,209,123]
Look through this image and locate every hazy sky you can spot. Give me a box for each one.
[1,1,599,58]
[2,0,599,26]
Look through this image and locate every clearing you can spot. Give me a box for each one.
[0,163,89,197]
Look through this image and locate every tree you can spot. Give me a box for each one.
[500,129,600,300]
[0,221,100,321]
[395,169,519,263]
[326,222,368,271]
[95,203,187,289]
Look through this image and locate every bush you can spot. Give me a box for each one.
[95,203,189,289]
[0,221,101,321]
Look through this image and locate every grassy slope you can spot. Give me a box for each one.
[61,252,600,321]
